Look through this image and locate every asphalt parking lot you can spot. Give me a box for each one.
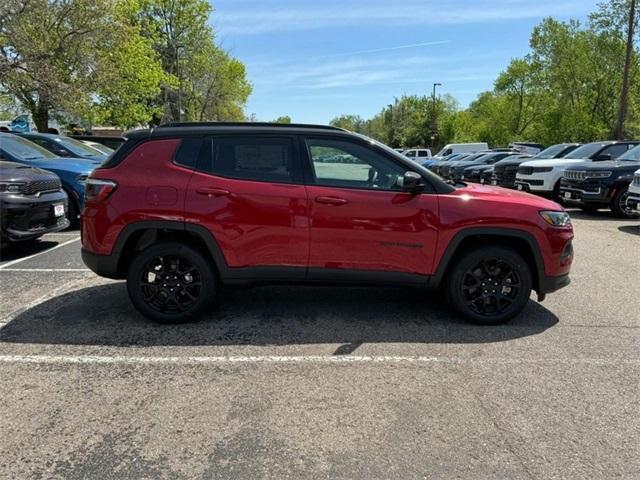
[0,210,638,479]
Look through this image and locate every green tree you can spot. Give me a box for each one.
[330,114,366,132]
[0,0,167,131]
[137,0,251,124]
[272,115,292,124]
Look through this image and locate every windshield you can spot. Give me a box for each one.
[85,142,113,155]
[56,137,104,157]
[459,153,484,162]
[564,143,606,159]
[535,144,572,159]
[617,144,640,161]
[0,135,57,160]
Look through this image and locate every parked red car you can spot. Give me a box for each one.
[82,123,573,324]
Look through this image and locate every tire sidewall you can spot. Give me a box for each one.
[611,186,639,219]
[126,242,216,323]
[446,246,533,325]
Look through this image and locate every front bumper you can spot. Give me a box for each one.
[515,175,554,193]
[559,179,612,207]
[1,194,70,242]
[627,190,640,210]
[538,273,571,300]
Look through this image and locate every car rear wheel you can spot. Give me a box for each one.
[611,186,639,218]
[127,242,216,323]
[445,246,532,325]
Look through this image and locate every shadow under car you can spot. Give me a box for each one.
[0,282,559,349]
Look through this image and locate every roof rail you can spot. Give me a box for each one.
[156,121,345,131]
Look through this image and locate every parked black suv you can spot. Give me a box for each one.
[0,161,69,247]
[560,145,640,218]
[492,144,580,189]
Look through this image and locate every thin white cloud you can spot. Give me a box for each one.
[316,40,452,59]
[250,52,499,91]
[213,0,593,35]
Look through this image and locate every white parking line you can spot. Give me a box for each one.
[0,237,81,269]
[0,354,636,366]
[0,268,90,272]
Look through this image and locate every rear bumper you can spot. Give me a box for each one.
[82,248,122,279]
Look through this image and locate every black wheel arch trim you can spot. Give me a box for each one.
[431,227,547,293]
[112,220,229,275]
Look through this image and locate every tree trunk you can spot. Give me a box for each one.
[32,102,49,132]
[614,0,636,140]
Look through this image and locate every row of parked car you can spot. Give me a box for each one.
[425,141,640,218]
[0,132,124,248]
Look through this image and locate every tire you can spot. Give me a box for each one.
[445,246,533,325]
[126,242,216,323]
[65,193,79,229]
[552,180,562,202]
[610,186,639,218]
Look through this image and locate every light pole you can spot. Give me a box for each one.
[175,44,185,122]
[431,83,442,148]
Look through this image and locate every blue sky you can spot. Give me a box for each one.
[210,0,600,124]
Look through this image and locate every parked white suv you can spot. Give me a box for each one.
[515,141,640,198]
[627,168,640,212]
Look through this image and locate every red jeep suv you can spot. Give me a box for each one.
[81,123,573,324]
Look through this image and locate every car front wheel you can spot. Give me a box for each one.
[446,246,533,324]
[126,242,216,323]
[611,186,639,218]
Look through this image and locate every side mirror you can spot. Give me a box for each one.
[595,153,611,161]
[401,171,424,192]
[55,149,70,157]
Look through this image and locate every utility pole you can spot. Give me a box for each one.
[614,0,636,140]
[431,83,442,148]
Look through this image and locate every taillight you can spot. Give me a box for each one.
[85,178,117,203]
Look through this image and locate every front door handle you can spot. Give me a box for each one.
[315,196,348,205]
[196,187,231,197]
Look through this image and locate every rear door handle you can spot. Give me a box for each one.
[196,187,231,197]
[315,196,348,205]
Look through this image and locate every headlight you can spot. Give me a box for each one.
[586,171,612,178]
[0,182,25,193]
[76,174,88,183]
[540,211,571,227]
[533,167,553,173]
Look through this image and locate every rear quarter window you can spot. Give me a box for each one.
[173,137,204,169]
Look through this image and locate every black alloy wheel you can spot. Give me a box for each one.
[446,246,532,324]
[127,242,215,322]
[461,258,521,316]
[140,255,202,314]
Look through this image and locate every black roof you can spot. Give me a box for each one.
[126,122,348,139]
